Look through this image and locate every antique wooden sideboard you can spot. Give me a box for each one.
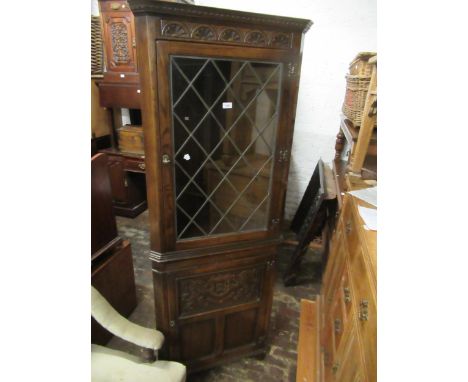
[96,0,148,217]
[296,193,377,382]
[127,0,312,371]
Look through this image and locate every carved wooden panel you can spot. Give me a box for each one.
[178,266,264,316]
[111,22,130,63]
[160,19,293,49]
[99,3,138,74]
[245,30,267,46]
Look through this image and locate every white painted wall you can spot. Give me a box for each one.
[197,0,376,218]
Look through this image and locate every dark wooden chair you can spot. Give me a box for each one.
[283,159,337,286]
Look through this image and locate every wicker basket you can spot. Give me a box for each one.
[349,52,376,76]
[342,75,371,127]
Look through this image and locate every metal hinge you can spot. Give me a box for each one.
[278,149,289,163]
[287,62,298,78]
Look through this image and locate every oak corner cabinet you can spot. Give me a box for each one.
[128,0,312,371]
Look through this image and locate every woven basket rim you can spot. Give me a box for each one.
[345,74,371,80]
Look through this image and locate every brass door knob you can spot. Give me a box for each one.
[162,154,171,164]
[138,163,146,170]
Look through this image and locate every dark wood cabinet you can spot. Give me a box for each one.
[91,154,137,344]
[99,0,140,90]
[96,1,148,217]
[101,149,148,217]
[128,0,312,371]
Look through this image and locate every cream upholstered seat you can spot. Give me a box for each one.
[91,286,186,382]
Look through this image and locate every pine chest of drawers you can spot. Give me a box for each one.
[296,193,376,382]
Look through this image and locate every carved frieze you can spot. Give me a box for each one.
[245,31,267,46]
[162,22,189,38]
[110,22,130,63]
[178,267,263,316]
[219,28,241,42]
[192,25,216,40]
[160,19,294,49]
[271,33,291,48]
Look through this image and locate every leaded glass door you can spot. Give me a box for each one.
[156,41,292,250]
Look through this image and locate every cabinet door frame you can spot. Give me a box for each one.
[155,40,296,251]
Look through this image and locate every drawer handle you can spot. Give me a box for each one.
[359,299,369,321]
[332,362,339,374]
[138,163,146,170]
[345,221,352,234]
[343,287,351,303]
[334,318,341,333]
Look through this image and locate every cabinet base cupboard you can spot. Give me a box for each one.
[128,0,312,371]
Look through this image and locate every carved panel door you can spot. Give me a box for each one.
[156,41,295,251]
[101,10,138,73]
[164,247,276,366]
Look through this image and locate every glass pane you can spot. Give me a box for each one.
[171,56,282,240]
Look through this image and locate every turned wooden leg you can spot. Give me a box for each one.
[335,131,345,160]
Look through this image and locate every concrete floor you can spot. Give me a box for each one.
[109,210,321,381]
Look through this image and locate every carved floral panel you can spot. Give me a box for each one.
[162,22,189,38]
[178,266,263,316]
[110,22,130,64]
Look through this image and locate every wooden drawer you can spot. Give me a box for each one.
[340,260,353,322]
[98,82,141,108]
[323,234,347,317]
[334,324,367,382]
[330,286,345,353]
[124,157,146,173]
[322,317,335,382]
[349,249,377,382]
[341,206,360,258]
[99,0,131,13]
[118,125,144,155]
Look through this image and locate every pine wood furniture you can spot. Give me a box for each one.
[336,55,377,179]
[127,0,312,371]
[296,193,377,382]
[349,56,377,175]
[91,154,138,344]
